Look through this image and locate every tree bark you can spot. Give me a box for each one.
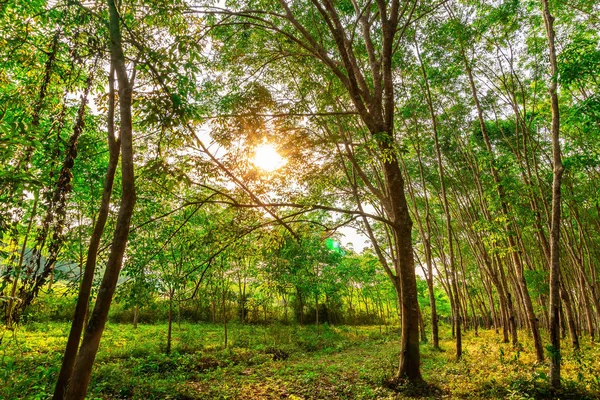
[63,1,136,397]
[53,66,120,400]
[542,0,563,390]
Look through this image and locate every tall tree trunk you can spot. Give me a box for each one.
[53,66,120,400]
[542,0,563,390]
[495,255,518,346]
[63,1,136,397]
[387,159,422,382]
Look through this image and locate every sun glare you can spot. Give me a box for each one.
[253,144,286,172]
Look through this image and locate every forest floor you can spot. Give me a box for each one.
[0,322,599,399]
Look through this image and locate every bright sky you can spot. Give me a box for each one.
[338,226,370,253]
[252,144,287,172]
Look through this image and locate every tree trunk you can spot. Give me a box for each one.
[315,292,319,329]
[282,293,288,323]
[406,140,439,349]
[298,288,304,326]
[63,1,136,397]
[53,66,120,400]
[6,194,38,327]
[387,160,422,382]
[417,306,426,343]
[428,89,461,358]
[560,284,579,350]
[496,255,518,347]
[167,294,173,355]
[222,287,228,349]
[542,0,563,389]
[133,305,139,329]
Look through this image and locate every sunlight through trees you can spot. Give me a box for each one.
[1,0,599,399]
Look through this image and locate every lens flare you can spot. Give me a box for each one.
[253,144,286,172]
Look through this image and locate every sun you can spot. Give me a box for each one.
[252,143,286,172]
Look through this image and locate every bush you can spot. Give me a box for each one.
[23,287,76,323]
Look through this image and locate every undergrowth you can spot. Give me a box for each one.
[0,322,598,399]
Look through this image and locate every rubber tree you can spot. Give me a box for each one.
[205,0,425,382]
[541,0,563,390]
[62,0,137,398]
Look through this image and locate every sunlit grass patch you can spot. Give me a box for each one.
[1,322,599,399]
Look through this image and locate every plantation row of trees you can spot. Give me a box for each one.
[1,0,599,398]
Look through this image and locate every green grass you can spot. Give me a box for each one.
[1,322,599,399]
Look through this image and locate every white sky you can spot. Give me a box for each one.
[338,225,370,253]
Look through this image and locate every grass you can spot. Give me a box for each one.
[1,322,599,399]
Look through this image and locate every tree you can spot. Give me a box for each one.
[541,0,563,390]
[62,0,137,397]
[204,0,425,382]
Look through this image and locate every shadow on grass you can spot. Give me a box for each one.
[383,373,599,399]
[473,376,599,399]
[384,376,445,398]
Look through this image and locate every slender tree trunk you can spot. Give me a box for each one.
[167,293,173,355]
[390,178,422,382]
[282,293,288,323]
[263,303,267,324]
[417,306,426,343]
[559,303,567,339]
[133,305,139,329]
[496,255,518,347]
[53,67,120,400]
[426,263,439,347]
[484,277,499,334]
[513,250,544,361]
[499,291,510,343]
[63,2,136,397]
[222,287,228,349]
[6,194,38,327]
[405,141,439,348]
[211,299,216,324]
[315,292,319,329]
[298,288,304,326]
[542,0,563,389]
[560,284,579,350]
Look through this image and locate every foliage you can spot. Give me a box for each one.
[1,322,599,399]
